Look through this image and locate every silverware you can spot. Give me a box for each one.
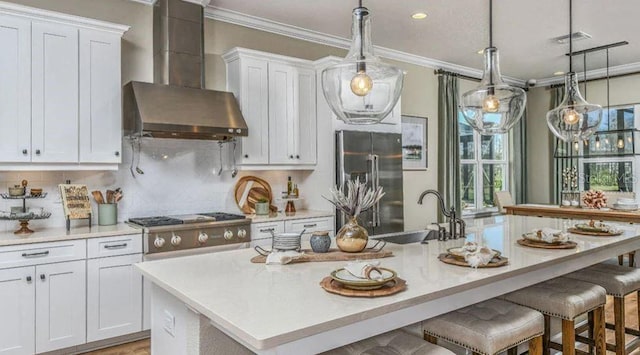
[231,141,238,178]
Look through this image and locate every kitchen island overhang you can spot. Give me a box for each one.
[136,215,640,354]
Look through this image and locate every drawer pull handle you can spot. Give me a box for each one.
[26,276,31,282]
[40,274,45,281]
[104,243,128,249]
[259,228,275,233]
[303,224,317,228]
[21,251,49,258]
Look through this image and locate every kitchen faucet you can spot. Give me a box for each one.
[417,190,466,240]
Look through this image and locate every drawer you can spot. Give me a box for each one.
[285,217,334,235]
[88,235,142,259]
[250,221,284,242]
[0,239,86,269]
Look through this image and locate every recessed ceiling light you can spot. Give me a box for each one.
[553,71,565,76]
[411,12,427,20]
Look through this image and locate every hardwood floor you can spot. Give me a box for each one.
[83,294,640,355]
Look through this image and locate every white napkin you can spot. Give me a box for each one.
[344,261,383,280]
[464,246,496,268]
[265,251,304,265]
[539,228,568,243]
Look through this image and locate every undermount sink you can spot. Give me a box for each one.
[372,230,439,245]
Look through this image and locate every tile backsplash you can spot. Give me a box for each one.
[0,138,304,232]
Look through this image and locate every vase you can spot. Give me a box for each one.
[336,217,368,253]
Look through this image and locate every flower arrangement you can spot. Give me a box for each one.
[582,190,607,209]
[323,179,385,219]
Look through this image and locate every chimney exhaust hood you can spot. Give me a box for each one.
[123,0,247,140]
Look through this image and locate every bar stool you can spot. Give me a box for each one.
[422,299,544,355]
[565,263,640,355]
[323,329,455,355]
[500,276,606,354]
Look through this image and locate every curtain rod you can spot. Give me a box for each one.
[546,69,640,89]
[434,69,480,83]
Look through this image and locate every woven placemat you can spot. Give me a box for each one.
[438,253,508,268]
[517,239,577,249]
[319,277,406,297]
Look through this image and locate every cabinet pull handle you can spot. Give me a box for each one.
[289,155,294,159]
[26,276,32,282]
[40,274,46,281]
[104,243,127,249]
[296,155,300,159]
[244,154,249,158]
[260,228,275,233]
[303,224,317,228]
[115,151,120,156]
[22,149,27,155]
[35,149,41,155]
[21,251,49,258]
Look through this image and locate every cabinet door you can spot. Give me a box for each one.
[0,267,35,355]
[295,67,317,165]
[79,29,122,163]
[268,63,296,164]
[35,260,86,353]
[250,221,285,248]
[0,15,31,163]
[31,22,79,163]
[87,254,142,342]
[239,57,269,164]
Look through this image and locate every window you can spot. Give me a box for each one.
[459,112,509,215]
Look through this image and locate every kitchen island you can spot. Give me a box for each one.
[135,215,640,355]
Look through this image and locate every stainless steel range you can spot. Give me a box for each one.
[128,212,251,258]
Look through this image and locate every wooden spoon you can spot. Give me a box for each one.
[92,190,104,204]
[106,190,115,204]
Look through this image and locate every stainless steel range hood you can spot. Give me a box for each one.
[123,0,247,140]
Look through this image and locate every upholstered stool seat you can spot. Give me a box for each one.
[323,329,455,355]
[500,276,607,354]
[422,299,544,355]
[565,263,640,355]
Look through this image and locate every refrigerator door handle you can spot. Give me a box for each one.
[371,154,380,227]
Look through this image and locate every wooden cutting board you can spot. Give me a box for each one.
[234,176,276,214]
[250,248,393,264]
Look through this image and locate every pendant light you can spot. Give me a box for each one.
[321,0,404,124]
[546,0,602,142]
[459,0,526,134]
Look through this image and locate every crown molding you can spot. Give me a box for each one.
[536,61,640,87]
[0,0,130,35]
[204,6,526,87]
[128,0,156,5]
[128,0,211,6]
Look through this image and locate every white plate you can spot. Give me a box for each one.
[332,268,395,284]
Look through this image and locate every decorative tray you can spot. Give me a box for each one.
[320,276,406,297]
[0,211,52,220]
[0,193,47,199]
[250,248,393,264]
[438,253,508,268]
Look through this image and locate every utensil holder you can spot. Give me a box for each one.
[98,204,117,226]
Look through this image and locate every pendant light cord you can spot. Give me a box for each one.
[489,0,493,47]
[569,0,573,72]
[606,48,610,111]
[358,0,364,62]
[583,53,587,98]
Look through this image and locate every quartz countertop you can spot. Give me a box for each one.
[247,210,334,223]
[0,223,141,246]
[135,215,640,351]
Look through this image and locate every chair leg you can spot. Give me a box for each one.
[424,333,437,344]
[619,254,625,266]
[613,297,625,355]
[588,311,594,355]
[543,315,551,354]
[593,306,606,355]
[507,348,518,355]
[562,319,575,354]
[528,335,543,355]
[630,251,636,267]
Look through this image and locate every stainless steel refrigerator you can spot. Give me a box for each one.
[336,130,404,235]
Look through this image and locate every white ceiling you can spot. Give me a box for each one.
[207,0,640,83]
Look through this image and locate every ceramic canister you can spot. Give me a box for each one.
[310,231,331,253]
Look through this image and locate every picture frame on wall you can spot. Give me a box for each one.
[401,115,428,170]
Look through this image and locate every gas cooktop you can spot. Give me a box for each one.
[128,212,247,227]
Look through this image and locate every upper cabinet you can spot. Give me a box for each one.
[0,3,129,170]
[224,48,317,169]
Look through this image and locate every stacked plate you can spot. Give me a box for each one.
[330,268,397,290]
[272,232,302,251]
[613,197,639,211]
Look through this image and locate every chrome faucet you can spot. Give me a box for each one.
[418,190,466,240]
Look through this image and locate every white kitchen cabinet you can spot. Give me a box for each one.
[250,221,285,248]
[0,15,31,163]
[35,260,86,353]
[224,48,317,168]
[31,21,79,163]
[0,2,128,170]
[0,267,35,355]
[87,254,142,342]
[250,216,335,247]
[79,29,123,164]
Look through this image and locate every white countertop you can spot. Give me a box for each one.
[247,210,334,223]
[135,215,640,351]
[0,223,141,246]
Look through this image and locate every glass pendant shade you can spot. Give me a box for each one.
[321,6,404,124]
[546,72,603,142]
[460,47,527,134]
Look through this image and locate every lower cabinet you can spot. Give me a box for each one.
[35,260,86,353]
[250,216,335,247]
[87,254,142,342]
[0,267,35,355]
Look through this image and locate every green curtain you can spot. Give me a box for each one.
[551,85,576,204]
[437,72,460,221]
[509,108,528,204]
